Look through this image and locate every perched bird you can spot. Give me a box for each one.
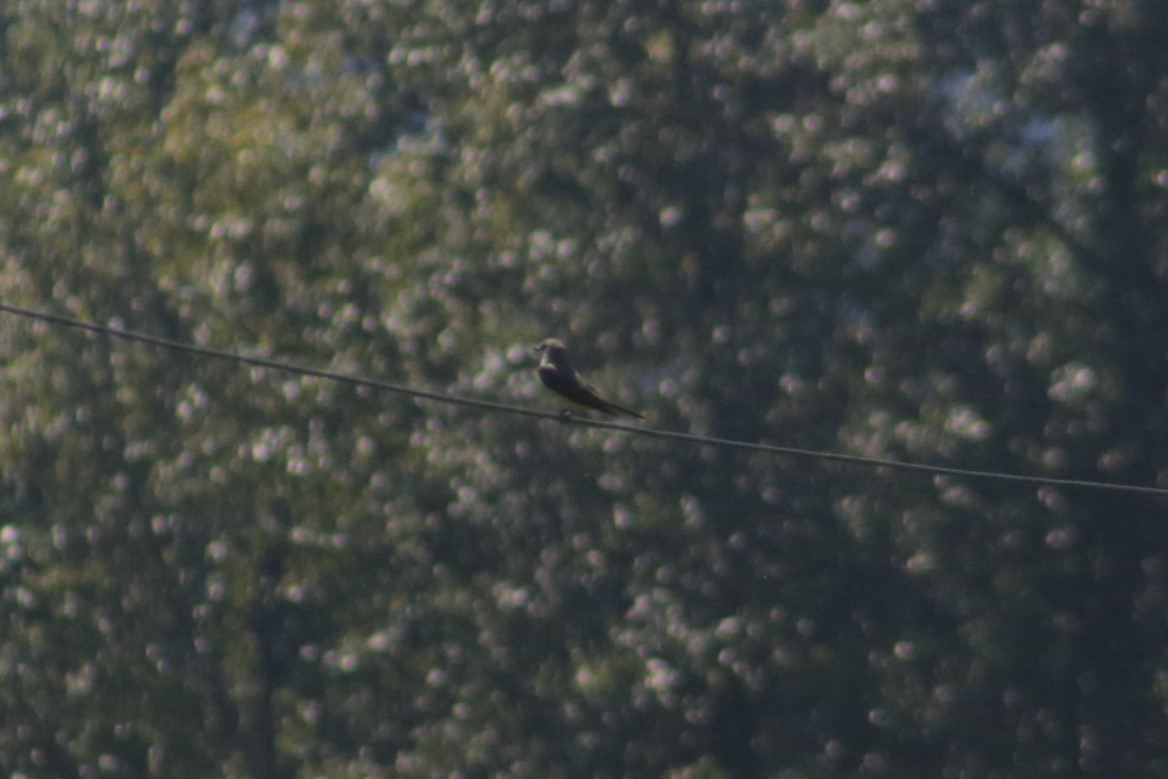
[533,338,644,419]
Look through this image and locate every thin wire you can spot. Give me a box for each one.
[2,302,1165,497]
[0,303,552,421]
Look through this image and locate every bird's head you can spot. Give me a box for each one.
[533,338,569,368]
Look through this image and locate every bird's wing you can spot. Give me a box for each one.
[582,380,644,419]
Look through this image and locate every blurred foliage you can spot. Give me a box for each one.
[2,0,1168,776]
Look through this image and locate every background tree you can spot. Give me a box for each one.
[1,0,1166,776]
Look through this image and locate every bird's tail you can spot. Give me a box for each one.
[606,402,644,419]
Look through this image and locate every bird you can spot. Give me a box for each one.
[533,338,644,419]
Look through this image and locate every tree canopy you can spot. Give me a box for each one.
[2,0,1168,776]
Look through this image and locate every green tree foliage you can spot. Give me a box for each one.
[1,0,1167,776]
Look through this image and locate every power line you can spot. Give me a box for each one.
[2,302,1166,497]
[0,303,550,420]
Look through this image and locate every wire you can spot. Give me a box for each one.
[0,303,553,420]
[2,302,1166,497]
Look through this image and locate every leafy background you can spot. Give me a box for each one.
[2,0,1167,776]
